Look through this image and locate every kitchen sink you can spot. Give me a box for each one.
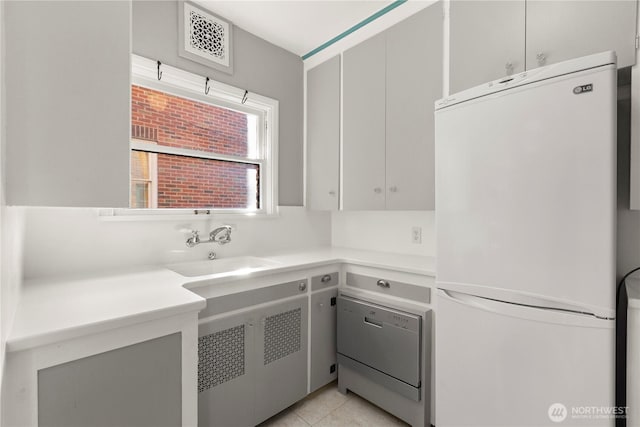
[167,256,281,278]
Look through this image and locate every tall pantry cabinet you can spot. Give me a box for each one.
[342,4,443,211]
[306,2,443,211]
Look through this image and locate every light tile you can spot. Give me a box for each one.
[315,393,409,427]
[258,409,310,427]
[293,383,351,425]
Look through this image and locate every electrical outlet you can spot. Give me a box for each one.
[411,226,422,244]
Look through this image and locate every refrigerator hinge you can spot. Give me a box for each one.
[635,34,639,49]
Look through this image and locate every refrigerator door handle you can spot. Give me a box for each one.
[438,289,613,328]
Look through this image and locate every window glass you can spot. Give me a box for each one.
[130,85,262,210]
[131,151,259,209]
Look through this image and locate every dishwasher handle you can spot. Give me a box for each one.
[364,316,383,328]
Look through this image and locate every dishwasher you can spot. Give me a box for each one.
[337,294,428,426]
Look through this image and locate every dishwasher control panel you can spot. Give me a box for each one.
[339,296,420,332]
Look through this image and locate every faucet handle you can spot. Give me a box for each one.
[185,229,200,248]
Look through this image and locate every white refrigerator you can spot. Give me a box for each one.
[435,52,617,427]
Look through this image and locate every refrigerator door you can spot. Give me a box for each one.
[435,61,616,318]
[436,289,615,427]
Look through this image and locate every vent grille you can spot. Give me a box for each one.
[264,308,301,365]
[131,125,157,142]
[190,11,225,60]
[183,3,230,68]
[198,325,245,392]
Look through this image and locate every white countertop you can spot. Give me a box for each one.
[8,247,435,352]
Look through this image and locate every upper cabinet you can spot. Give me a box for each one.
[342,4,443,211]
[306,56,341,211]
[385,6,442,210]
[5,1,131,207]
[342,33,387,211]
[450,0,638,94]
[526,1,637,69]
[449,1,525,95]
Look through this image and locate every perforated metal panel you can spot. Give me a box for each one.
[183,2,230,67]
[198,325,245,392]
[263,308,301,365]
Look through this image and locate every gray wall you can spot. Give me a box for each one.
[617,81,640,281]
[132,1,303,206]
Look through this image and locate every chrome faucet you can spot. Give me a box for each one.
[185,226,232,248]
[210,225,232,245]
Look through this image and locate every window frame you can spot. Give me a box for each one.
[124,54,279,216]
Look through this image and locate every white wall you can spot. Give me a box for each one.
[331,210,435,257]
[22,207,331,280]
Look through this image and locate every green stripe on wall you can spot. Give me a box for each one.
[301,0,407,60]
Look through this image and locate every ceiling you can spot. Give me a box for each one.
[193,1,395,57]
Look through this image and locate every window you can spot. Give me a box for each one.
[129,55,278,214]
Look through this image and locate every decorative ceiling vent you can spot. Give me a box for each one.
[179,1,233,74]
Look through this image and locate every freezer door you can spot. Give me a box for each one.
[435,64,616,318]
[435,289,615,427]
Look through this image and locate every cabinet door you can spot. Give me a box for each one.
[255,296,309,424]
[198,312,255,427]
[310,288,338,392]
[526,1,637,69]
[449,1,525,94]
[38,334,181,427]
[307,56,341,210]
[385,4,443,210]
[342,33,387,210]
[5,1,130,207]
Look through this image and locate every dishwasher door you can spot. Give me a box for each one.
[337,295,421,387]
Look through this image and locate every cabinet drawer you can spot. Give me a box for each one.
[311,272,339,291]
[345,272,430,303]
[199,279,308,318]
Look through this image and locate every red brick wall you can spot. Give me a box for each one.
[131,85,258,208]
[155,154,258,208]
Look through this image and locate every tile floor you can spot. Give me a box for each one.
[258,381,409,427]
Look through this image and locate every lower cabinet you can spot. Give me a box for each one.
[197,310,254,427]
[254,297,309,422]
[310,287,338,392]
[198,295,309,426]
[38,333,183,427]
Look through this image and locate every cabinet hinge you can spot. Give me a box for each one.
[330,364,336,374]
[330,297,337,306]
[636,34,639,49]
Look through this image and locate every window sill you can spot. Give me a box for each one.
[96,208,280,222]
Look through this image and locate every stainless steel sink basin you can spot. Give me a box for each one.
[167,256,281,277]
